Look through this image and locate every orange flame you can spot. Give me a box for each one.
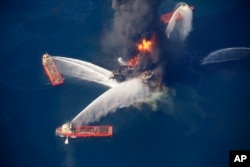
[128,54,139,67]
[137,38,153,53]
[127,35,155,68]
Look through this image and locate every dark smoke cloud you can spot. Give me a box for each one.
[103,0,161,61]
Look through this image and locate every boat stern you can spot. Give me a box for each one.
[108,126,113,136]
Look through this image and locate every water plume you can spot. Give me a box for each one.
[166,2,193,40]
[72,78,151,125]
[53,56,118,87]
[201,47,250,65]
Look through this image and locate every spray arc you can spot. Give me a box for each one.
[55,1,194,143]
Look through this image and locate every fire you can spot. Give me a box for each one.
[128,54,139,67]
[137,38,153,53]
[128,35,155,68]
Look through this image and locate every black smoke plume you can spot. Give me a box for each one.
[103,0,162,61]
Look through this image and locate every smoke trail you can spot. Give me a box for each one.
[53,56,118,87]
[166,2,193,40]
[72,78,151,125]
[201,47,250,65]
[103,0,161,60]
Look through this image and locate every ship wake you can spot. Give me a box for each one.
[71,78,150,125]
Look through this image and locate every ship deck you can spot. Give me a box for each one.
[42,54,64,86]
[56,126,113,138]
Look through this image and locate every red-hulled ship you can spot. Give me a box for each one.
[42,53,64,86]
[161,6,194,25]
[56,122,113,144]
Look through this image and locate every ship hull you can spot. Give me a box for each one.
[56,125,113,138]
[42,53,64,86]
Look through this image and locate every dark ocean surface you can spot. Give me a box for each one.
[1,0,250,167]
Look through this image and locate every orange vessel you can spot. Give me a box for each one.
[56,122,113,139]
[42,53,64,86]
[161,6,194,25]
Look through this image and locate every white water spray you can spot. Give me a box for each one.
[53,56,118,87]
[201,47,250,65]
[65,137,69,144]
[72,78,151,125]
[166,2,193,40]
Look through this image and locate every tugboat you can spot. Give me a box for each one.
[55,122,113,144]
[42,53,64,86]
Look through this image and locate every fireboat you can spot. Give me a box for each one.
[55,122,113,144]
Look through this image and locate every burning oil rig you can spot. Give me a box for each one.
[109,35,162,90]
